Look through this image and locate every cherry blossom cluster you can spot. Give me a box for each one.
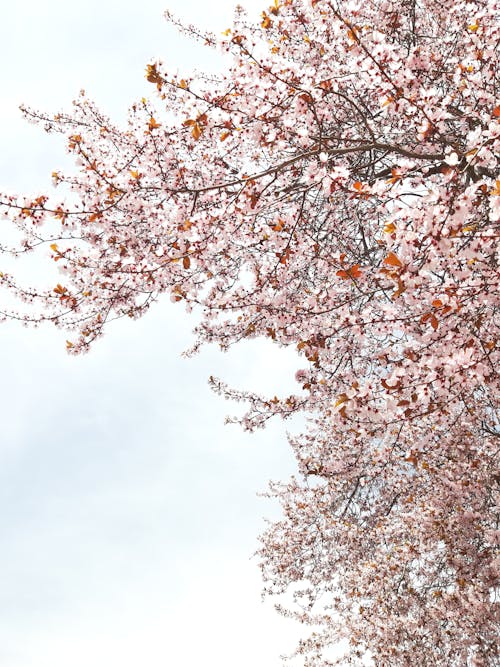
[0,0,498,664]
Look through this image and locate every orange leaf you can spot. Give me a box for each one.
[387,167,402,184]
[335,393,348,407]
[384,252,403,268]
[272,219,285,232]
[220,131,231,141]
[392,279,406,300]
[421,312,439,330]
[406,453,418,466]
[336,264,362,280]
[191,123,202,140]
[347,27,359,41]
[148,117,161,130]
[261,12,272,28]
[278,247,292,264]
[183,256,191,270]
[461,223,477,232]
[53,284,67,295]
[53,207,68,222]
[432,299,443,308]
[349,264,362,278]
[33,195,48,207]
[145,64,163,84]
[270,0,280,14]
[490,180,500,196]
[319,79,333,91]
[493,106,500,117]
[352,181,364,191]
[383,222,396,234]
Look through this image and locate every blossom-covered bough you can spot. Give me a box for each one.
[1,0,499,664]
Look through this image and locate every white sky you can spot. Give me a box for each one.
[0,2,305,665]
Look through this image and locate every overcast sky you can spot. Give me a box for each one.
[0,2,304,665]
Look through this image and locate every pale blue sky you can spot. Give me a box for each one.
[0,2,303,665]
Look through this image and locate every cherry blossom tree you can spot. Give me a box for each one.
[1,0,499,664]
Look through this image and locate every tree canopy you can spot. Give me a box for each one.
[1,0,499,665]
